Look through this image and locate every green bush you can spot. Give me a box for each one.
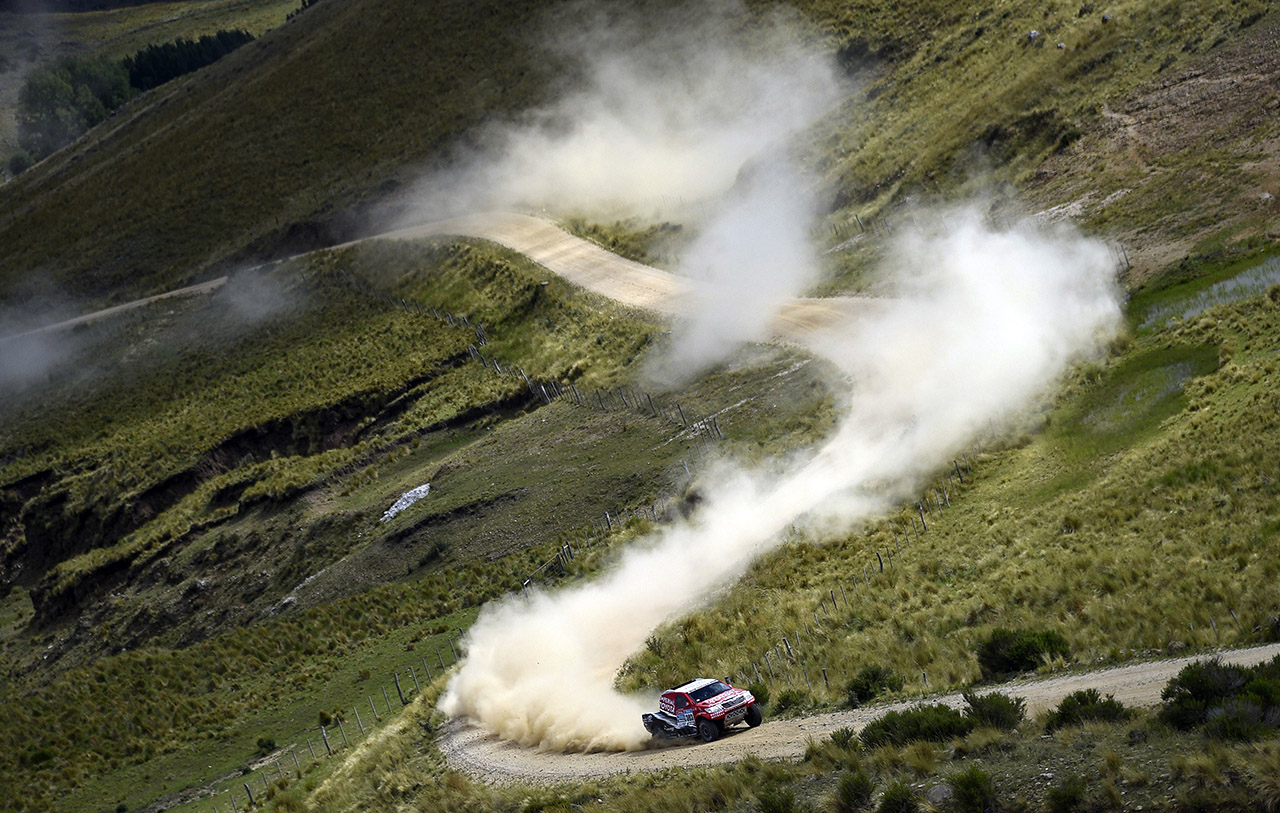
[1201,699,1270,741]
[1045,775,1087,813]
[963,690,1026,731]
[1160,658,1249,729]
[846,665,904,707]
[949,764,998,813]
[749,682,771,707]
[256,736,276,755]
[976,628,1069,679]
[861,704,973,747]
[7,151,33,176]
[876,781,918,813]
[835,769,874,812]
[1159,656,1280,739]
[830,727,859,750]
[773,689,807,713]
[124,30,255,91]
[1045,689,1129,732]
[758,785,797,813]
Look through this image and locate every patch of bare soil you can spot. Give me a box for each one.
[1030,13,1280,281]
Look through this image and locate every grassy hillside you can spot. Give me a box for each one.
[0,0,565,309]
[0,231,838,810]
[1,0,1279,811]
[0,0,298,162]
[2,0,1273,310]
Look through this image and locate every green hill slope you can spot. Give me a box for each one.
[1,1,1279,811]
[2,0,1272,311]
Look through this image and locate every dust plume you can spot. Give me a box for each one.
[396,2,844,381]
[397,2,843,221]
[441,209,1122,751]
[650,154,825,383]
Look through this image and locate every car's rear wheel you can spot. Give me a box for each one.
[697,719,719,743]
[745,704,763,727]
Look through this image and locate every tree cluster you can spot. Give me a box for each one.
[123,29,254,92]
[14,56,134,162]
[10,29,254,175]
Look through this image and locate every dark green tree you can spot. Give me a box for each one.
[17,56,134,159]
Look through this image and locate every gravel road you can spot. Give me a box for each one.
[438,643,1280,785]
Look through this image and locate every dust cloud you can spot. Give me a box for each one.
[397,1,844,381]
[400,3,841,222]
[441,208,1123,751]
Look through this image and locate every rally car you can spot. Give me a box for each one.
[641,678,762,742]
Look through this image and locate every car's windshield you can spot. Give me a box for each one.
[689,681,731,702]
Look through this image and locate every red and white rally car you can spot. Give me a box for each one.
[641,678,762,742]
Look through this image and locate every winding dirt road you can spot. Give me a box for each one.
[5,212,875,348]
[439,643,1280,785]
[15,209,1276,787]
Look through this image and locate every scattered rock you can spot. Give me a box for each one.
[1028,30,1042,42]
[1164,640,1187,655]
[1128,729,1149,745]
[1057,42,1067,49]
[926,783,954,806]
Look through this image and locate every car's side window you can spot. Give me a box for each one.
[674,695,688,709]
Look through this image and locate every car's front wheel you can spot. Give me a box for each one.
[745,704,763,727]
[697,719,719,743]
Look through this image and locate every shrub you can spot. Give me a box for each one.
[774,689,806,713]
[750,682,771,707]
[1202,699,1269,741]
[847,665,904,707]
[1160,656,1280,739]
[757,785,797,813]
[963,691,1026,731]
[7,150,33,176]
[1045,775,1088,813]
[949,764,998,813]
[861,704,973,747]
[1045,689,1129,732]
[830,727,859,750]
[318,710,333,727]
[1160,658,1249,730]
[123,30,255,91]
[835,769,874,812]
[256,736,276,755]
[976,628,1069,679]
[877,781,918,813]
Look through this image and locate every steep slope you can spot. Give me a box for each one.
[1,0,1272,313]
[0,0,562,307]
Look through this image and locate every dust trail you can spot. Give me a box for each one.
[441,209,1122,751]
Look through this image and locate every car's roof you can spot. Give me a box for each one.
[670,677,720,694]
